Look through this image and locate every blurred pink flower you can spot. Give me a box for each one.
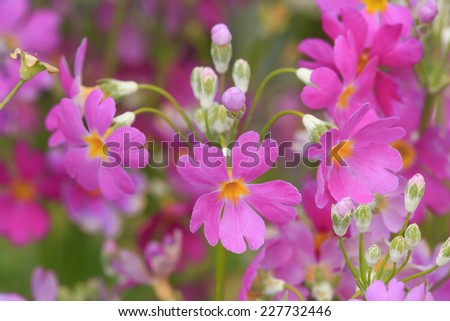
[366,279,433,301]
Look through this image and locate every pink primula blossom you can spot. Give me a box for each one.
[177,131,301,254]
[365,279,433,301]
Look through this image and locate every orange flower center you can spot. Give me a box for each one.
[362,0,388,13]
[11,180,36,202]
[357,49,371,74]
[337,85,355,109]
[218,179,249,205]
[84,130,110,160]
[2,34,19,50]
[330,140,354,166]
[391,140,416,170]
[305,264,333,284]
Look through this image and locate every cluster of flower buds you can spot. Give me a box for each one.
[404,174,426,213]
[194,103,233,135]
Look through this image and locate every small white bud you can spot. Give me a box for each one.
[199,67,218,109]
[365,245,381,267]
[262,274,285,296]
[190,67,203,100]
[404,224,421,251]
[232,59,251,93]
[404,174,425,213]
[311,282,334,301]
[211,43,232,74]
[331,198,354,237]
[390,236,407,263]
[436,237,450,267]
[302,114,330,142]
[98,79,138,100]
[296,67,313,85]
[113,111,136,128]
[354,205,372,234]
[194,103,232,135]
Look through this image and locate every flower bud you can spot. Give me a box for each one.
[190,67,203,100]
[436,237,450,267]
[211,23,232,46]
[390,236,407,263]
[222,87,246,112]
[98,78,138,100]
[10,48,58,81]
[404,174,425,213]
[296,67,313,85]
[302,114,330,142]
[311,282,333,301]
[354,205,372,234]
[194,103,233,135]
[199,67,218,109]
[404,224,421,250]
[232,59,251,93]
[113,111,136,128]
[211,43,232,74]
[331,198,354,237]
[365,245,381,267]
[262,274,285,296]
[418,0,438,24]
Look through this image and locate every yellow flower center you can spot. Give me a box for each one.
[84,130,110,160]
[362,0,388,13]
[2,35,19,50]
[218,179,249,205]
[391,140,416,170]
[330,140,354,166]
[11,180,36,202]
[337,85,355,109]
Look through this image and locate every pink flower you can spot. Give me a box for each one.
[0,143,58,245]
[366,279,433,301]
[55,89,148,201]
[177,131,301,253]
[311,104,404,207]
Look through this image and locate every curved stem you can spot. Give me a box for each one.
[133,107,190,146]
[387,263,397,283]
[138,84,198,137]
[243,68,297,132]
[0,79,25,110]
[214,244,226,301]
[258,110,304,138]
[395,251,411,277]
[402,265,438,283]
[284,284,305,301]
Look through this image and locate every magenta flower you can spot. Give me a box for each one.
[311,104,404,207]
[0,143,58,245]
[56,89,148,201]
[366,279,433,301]
[177,131,301,253]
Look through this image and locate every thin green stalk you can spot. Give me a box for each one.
[0,79,26,110]
[214,244,226,301]
[395,251,411,277]
[137,84,198,137]
[284,284,305,301]
[367,267,373,284]
[220,74,225,95]
[258,110,305,138]
[350,291,362,300]
[204,109,212,139]
[359,233,366,286]
[104,0,126,75]
[339,237,364,291]
[419,94,436,134]
[402,265,438,283]
[133,107,190,146]
[243,68,297,132]
[387,263,397,283]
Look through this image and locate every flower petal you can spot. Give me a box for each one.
[84,89,115,136]
[98,166,135,201]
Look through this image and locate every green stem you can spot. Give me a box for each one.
[258,110,305,138]
[243,68,297,132]
[214,244,226,301]
[0,79,26,110]
[350,291,362,300]
[104,0,126,76]
[367,266,373,284]
[419,94,436,134]
[138,84,198,138]
[402,265,438,283]
[359,233,366,286]
[204,109,212,139]
[339,237,364,291]
[398,212,412,236]
[395,251,411,277]
[284,284,304,301]
[387,263,397,283]
[220,74,225,95]
[133,107,190,145]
